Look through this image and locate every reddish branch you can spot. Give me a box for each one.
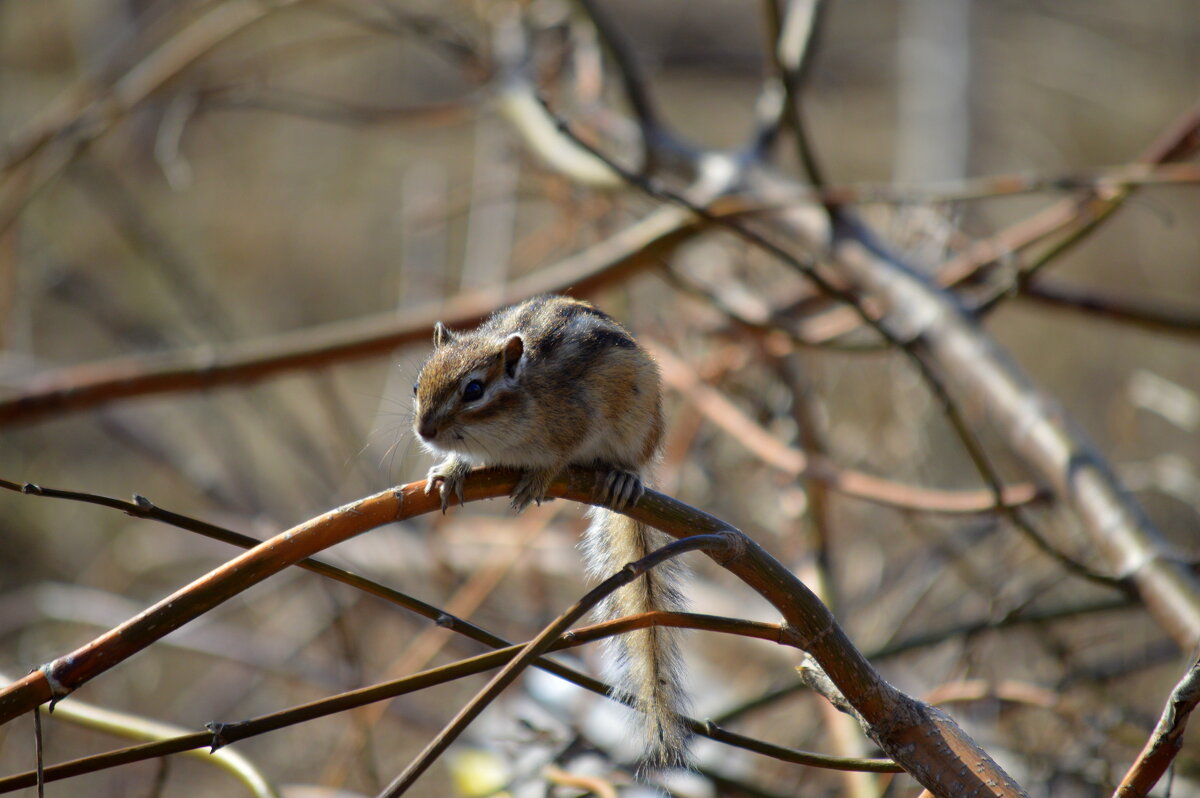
[1114,657,1200,798]
[0,468,1029,797]
[648,340,1041,514]
[0,206,695,426]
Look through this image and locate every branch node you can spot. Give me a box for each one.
[778,616,837,651]
[205,720,242,752]
[20,482,42,495]
[621,560,646,579]
[708,531,747,565]
[35,662,72,710]
[777,621,807,649]
[132,494,154,510]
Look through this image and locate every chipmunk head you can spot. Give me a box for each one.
[412,321,528,458]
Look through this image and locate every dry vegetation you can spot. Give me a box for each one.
[2,1,1200,797]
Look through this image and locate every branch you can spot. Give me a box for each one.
[575,0,663,158]
[0,611,899,793]
[0,204,697,426]
[378,533,735,796]
[528,83,1198,644]
[0,468,1027,797]
[0,674,279,798]
[648,340,1042,514]
[1019,278,1200,339]
[754,0,829,188]
[1114,655,1200,797]
[0,0,308,234]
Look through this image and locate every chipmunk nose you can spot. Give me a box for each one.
[416,418,439,440]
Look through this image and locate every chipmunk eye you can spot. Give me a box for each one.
[462,379,484,402]
[412,381,419,396]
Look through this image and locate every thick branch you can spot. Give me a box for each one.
[753,188,1200,646]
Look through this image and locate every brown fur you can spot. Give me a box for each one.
[412,295,688,767]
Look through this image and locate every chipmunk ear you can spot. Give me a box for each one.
[502,334,525,377]
[433,321,456,349]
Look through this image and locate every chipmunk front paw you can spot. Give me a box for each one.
[426,456,471,513]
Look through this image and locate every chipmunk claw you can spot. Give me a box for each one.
[602,469,644,510]
[426,458,471,513]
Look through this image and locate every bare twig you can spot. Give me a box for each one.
[648,340,1042,514]
[0,610,899,793]
[755,0,829,189]
[575,0,663,162]
[0,674,280,798]
[0,205,697,426]
[1114,655,1200,797]
[377,533,735,796]
[1018,278,1200,339]
[0,0,308,234]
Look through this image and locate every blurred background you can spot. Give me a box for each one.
[1,1,1199,796]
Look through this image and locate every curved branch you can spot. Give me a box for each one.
[0,468,1028,797]
[0,611,902,793]
[648,340,1042,514]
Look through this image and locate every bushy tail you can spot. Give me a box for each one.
[583,507,690,768]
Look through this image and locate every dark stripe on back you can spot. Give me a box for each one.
[580,327,635,352]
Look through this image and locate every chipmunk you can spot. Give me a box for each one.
[412,294,689,768]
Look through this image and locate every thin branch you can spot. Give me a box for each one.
[648,340,1043,514]
[0,611,899,793]
[1114,655,1200,798]
[0,674,280,798]
[754,0,829,189]
[728,162,1200,207]
[575,0,662,160]
[1017,278,1200,339]
[0,467,1023,795]
[0,204,698,426]
[711,593,1136,726]
[543,96,1129,592]
[377,534,735,796]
